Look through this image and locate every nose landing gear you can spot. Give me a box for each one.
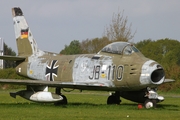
[144,88,164,109]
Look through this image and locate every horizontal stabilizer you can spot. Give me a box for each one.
[10,92,17,98]
[0,55,25,61]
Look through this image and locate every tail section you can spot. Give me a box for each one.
[12,7,38,56]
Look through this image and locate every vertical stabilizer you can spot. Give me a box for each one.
[12,7,39,56]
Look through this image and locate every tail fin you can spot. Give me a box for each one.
[12,7,39,56]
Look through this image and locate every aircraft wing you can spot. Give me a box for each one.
[0,79,110,91]
[164,79,175,83]
[0,55,26,61]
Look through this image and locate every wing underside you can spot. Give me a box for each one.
[0,79,110,91]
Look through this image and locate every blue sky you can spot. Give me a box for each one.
[0,0,180,53]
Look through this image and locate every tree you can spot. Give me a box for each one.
[80,37,110,54]
[135,38,180,91]
[60,40,81,55]
[4,43,16,68]
[134,39,152,51]
[135,38,180,65]
[103,10,136,42]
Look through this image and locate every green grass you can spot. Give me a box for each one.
[0,90,180,120]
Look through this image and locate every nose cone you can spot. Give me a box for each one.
[140,60,165,85]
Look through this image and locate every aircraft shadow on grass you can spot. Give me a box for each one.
[0,102,179,111]
[157,104,179,111]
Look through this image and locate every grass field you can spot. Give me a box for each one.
[0,90,180,120]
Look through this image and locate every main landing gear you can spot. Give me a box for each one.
[107,91,121,105]
[54,87,68,105]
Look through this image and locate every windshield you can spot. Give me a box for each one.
[99,42,139,55]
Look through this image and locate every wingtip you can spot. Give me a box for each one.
[12,7,23,17]
[164,79,175,83]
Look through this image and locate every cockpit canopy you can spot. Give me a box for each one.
[98,42,139,55]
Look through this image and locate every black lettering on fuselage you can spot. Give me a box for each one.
[108,65,116,80]
[89,66,95,79]
[89,65,123,81]
[116,65,123,80]
[95,65,100,79]
[89,65,101,80]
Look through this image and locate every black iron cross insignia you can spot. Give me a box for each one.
[45,60,59,81]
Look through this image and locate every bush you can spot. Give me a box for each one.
[0,68,27,90]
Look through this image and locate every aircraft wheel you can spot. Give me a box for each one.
[61,95,68,104]
[144,99,156,109]
[54,95,68,106]
[107,95,121,105]
[151,99,157,108]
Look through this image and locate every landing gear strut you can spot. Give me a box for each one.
[107,91,121,105]
[54,87,68,105]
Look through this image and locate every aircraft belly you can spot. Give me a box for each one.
[73,55,115,87]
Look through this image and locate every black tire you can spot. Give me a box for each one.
[54,95,68,106]
[151,99,157,108]
[61,95,68,105]
[144,99,155,109]
[107,95,120,105]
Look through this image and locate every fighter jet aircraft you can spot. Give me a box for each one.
[0,7,173,108]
